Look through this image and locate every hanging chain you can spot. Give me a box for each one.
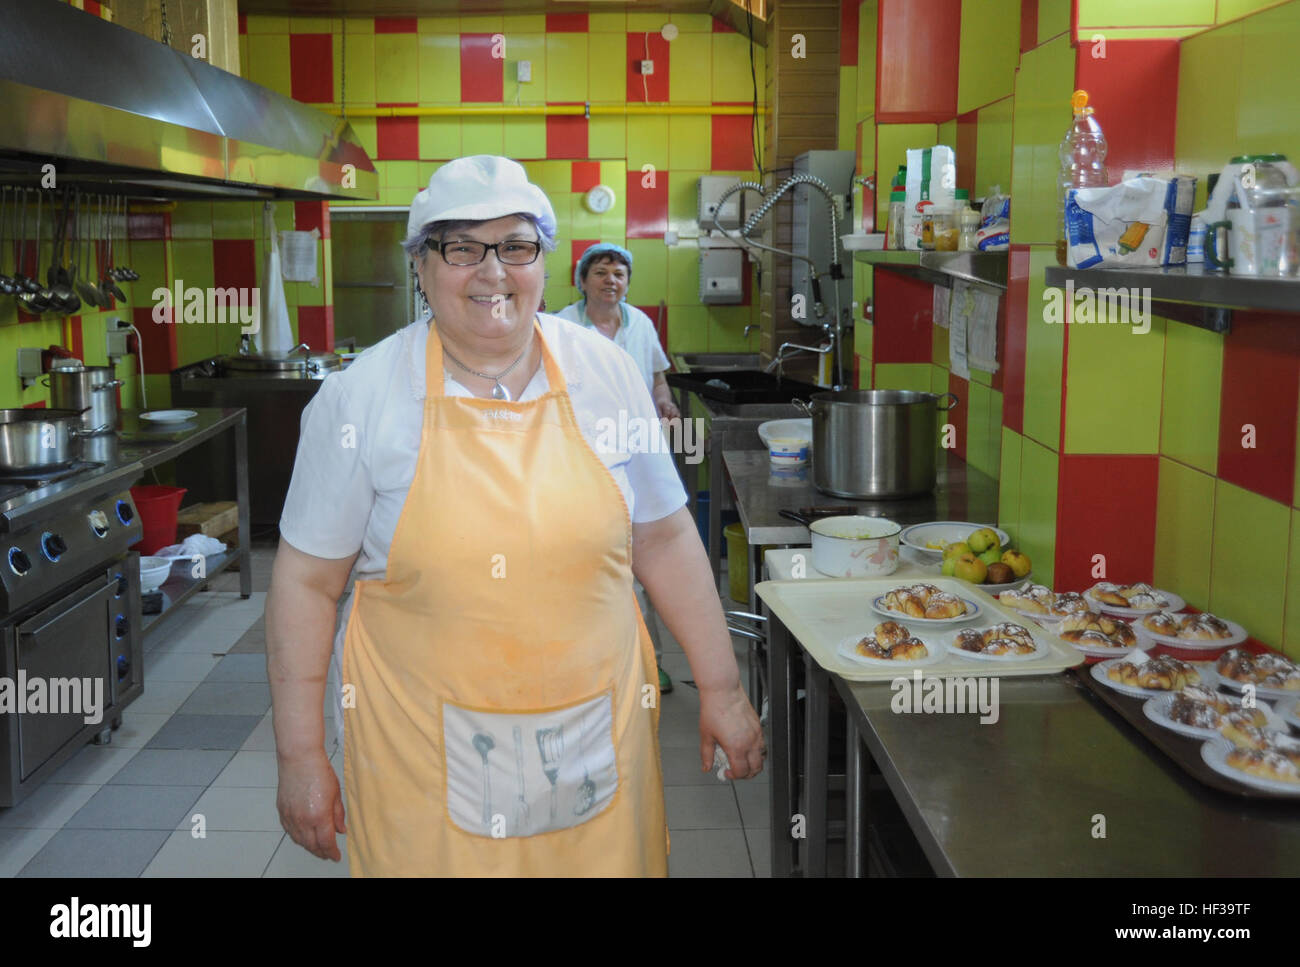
[160,0,173,47]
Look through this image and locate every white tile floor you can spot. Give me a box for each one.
[0,547,770,877]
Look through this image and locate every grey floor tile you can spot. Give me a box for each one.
[745,827,772,878]
[42,744,138,785]
[65,784,205,831]
[661,750,730,786]
[664,784,744,830]
[144,651,222,683]
[185,785,283,831]
[667,828,753,877]
[211,751,279,788]
[205,653,269,682]
[142,830,283,877]
[107,712,172,749]
[128,680,200,716]
[177,681,271,716]
[227,624,267,655]
[109,749,234,786]
[0,827,58,876]
[263,832,350,877]
[18,828,170,877]
[734,775,772,828]
[0,781,99,830]
[146,714,261,751]
[240,713,276,752]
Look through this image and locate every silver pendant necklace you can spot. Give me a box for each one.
[443,337,531,401]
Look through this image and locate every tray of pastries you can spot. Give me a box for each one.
[871,583,980,625]
[1143,685,1282,740]
[1091,654,1217,697]
[756,575,1083,683]
[1084,581,1185,616]
[836,621,945,667]
[1134,610,1247,650]
[1056,612,1144,657]
[1215,648,1300,699]
[998,585,1097,624]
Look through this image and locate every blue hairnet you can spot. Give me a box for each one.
[574,243,633,290]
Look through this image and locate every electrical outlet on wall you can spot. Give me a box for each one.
[637,59,654,75]
[516,60,531,83]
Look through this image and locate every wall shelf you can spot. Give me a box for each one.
[853,250,1008,290]
[1043,264,1300,334]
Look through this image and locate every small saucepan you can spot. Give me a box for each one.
[782,510,901,578]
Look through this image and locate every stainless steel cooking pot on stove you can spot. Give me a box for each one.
[795,390,959,498]
[46,367,122,433]
[217,351,342,379]
[0,409,86,473]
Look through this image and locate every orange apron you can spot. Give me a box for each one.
[341,319,668,876]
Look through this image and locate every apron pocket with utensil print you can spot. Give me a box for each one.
[443,693,618,839]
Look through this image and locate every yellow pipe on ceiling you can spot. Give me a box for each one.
[325,104,765,118]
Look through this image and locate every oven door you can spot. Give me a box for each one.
[14,573,118,780]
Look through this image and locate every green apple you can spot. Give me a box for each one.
[952,552,988,585]
[943,541,971,560]
[967,527,1000,554]
[978,545,1002,567]
[941,555,958,577]
[1001,549,1032,578]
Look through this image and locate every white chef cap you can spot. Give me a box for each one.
[404,156,557,247]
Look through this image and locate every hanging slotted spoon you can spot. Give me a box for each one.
[100,195,125,304]
[0,188,15,295]
[72,189,102,309]
[17,191,54,314]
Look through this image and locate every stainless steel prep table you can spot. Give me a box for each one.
[762,599,1300,877]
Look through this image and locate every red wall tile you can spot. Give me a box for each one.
[634,304,668,354]
[1055,454,1159,591]
[546,14,588,32]
[571,161,601,194]
[1217,311,1300,506]
[297,305,335,351]
[955,110,978,194]
[876,0,961,122]
[713,18,737,33]
[840,0,859,66]
[947,371,969,461]
[290,34,334,104]
[374,17,417,33]
[68,318,83,361]
[625,168,668,239]
[212,239,257,297]
[711,111,755,171]
[1074,39,1179,181]
[546,112,588,160]
[1019,0,1038,53]
[572,239,599,286]
[626,33,670,103]
[1001,245,1030,433]
[238,13,247,34]
[870,269,933,364]
[376,115,419,161]
[85,0,102,17]
[461,34,504,103]
[294,201,330,240]
[134,305,178,374]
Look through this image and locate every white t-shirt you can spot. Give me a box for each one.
[279,311,687,579]
[555,301,671,393]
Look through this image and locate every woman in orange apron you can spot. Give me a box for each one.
[267,157,764,876]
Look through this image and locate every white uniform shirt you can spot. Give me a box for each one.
[554,301,670,394]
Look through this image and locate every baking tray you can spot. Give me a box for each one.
[1073,665,1300,800]
[754,575,1084,682]
[666,370,824,405]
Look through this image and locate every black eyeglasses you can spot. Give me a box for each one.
[432,239,543,266]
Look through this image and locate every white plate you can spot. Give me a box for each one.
[140,409,199,423]
[1200,736,1300,795]
[1090,656,1219,698]
[1065,631,1151,658]
[1277,698,1300,732]
[835,633,945,668]
[1216,673,1300,702]
[1143,691,1283,740]
[1131,615,1247,651]
[899,521,1011,559]
[943,626,1050,663]
[1084,584,1186,616]
[871,594,980,626]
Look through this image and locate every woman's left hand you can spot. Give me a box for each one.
[698,683,765,780]
[656,398,680,421]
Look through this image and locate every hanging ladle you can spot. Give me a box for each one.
[115,196,138,282]
[46,190,79,315]
[17,190,53,314]
[71,189,103,309]
[100,194,126,304]
[0,188,16,296]
[12,189,39,295]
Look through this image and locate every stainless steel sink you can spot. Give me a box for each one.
[673,352,762,372]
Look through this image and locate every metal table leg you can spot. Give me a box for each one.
[803,652,830,877]
[746,542,761,708]
[845,713,868,877]
[234,412,252,599]
[767,615,796,877]
[708,447,723,582]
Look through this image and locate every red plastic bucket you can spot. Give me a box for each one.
[130,485,188,554]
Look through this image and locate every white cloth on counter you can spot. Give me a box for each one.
[554,300,670,393]
[153,534,228,558]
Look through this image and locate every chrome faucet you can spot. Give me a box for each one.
[743,324,759,340]
[765,339,832,379]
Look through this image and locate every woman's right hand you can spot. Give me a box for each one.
[276,751,346,862]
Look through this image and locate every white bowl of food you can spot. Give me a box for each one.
[810,515,901,578]
[139,556,173,593]
[900,521,1010,561]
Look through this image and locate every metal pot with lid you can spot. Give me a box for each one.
[0,408,87,473]
[795,390,959,499]
[46,366,122,433]
[217,344,342,379]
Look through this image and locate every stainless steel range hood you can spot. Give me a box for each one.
[0,0,377,201]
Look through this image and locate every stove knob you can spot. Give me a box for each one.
[114,571,128,597]
[41,532,67,562]
[8,547,31,576]
[88,509,110,538]
[117,655,131,681]
[114,614,129,640]
[115,500,134,525]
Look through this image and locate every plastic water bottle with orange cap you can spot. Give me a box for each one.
[1057,89,1109,265]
